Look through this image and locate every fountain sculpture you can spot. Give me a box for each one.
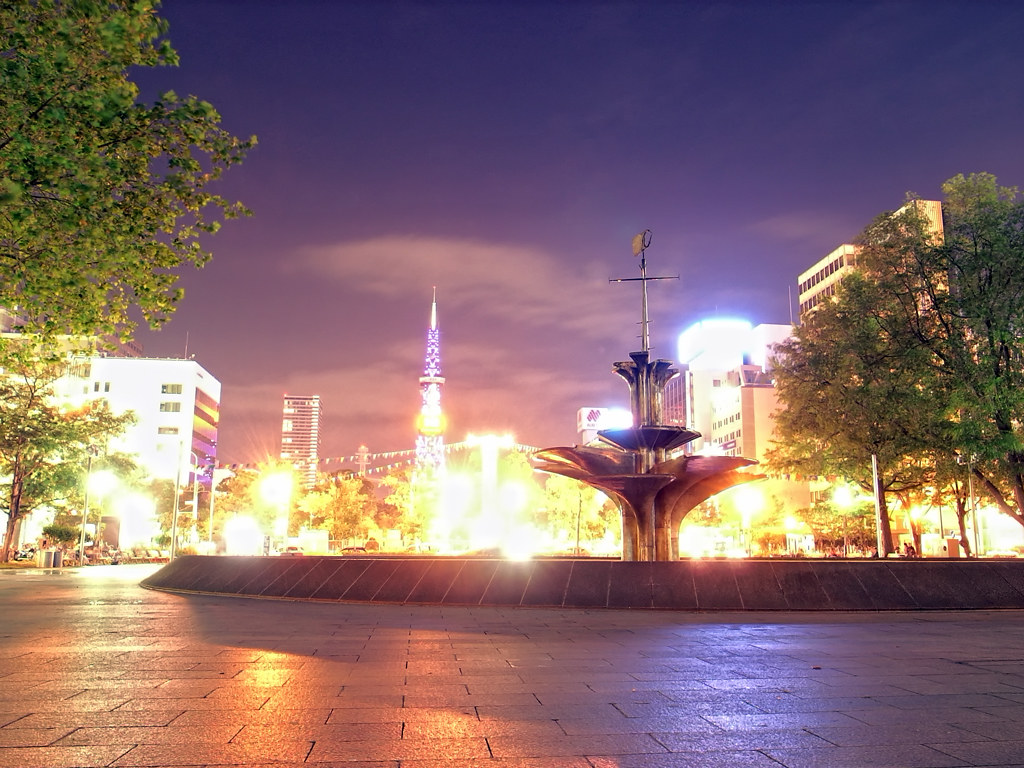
[533,232,762,561]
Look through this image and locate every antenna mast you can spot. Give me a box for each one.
[610,230,677,352]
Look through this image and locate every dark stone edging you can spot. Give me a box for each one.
[139,555,1024,610]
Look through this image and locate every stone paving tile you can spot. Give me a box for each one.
[805,723,994,747]
[109,739,313,766]
[171,707,333,726]
[401,719,565,739]
[0,697,132,713]
[5,709,179,728]
[54,724,243,746]
[488,731,669,757]
[403,758,589,768]
[613,698,764,716]
[932,738,1024,765]
[325,706,478,724]
[0,744,132,768]
[654,728,834,751]
[307,735,491,762]
[111,694,270,710]
[0,726,73,746]
[588,752,784,767]
[761,744,970,767]
[405,692,543,708]
[557,715,721,735]
[842,705,1006,725]
[474,703,621,721]
[737,692,901,713]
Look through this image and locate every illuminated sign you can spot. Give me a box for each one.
[577,407,633,432]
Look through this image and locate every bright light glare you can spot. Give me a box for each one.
[112,492,158,547]
[678,318,752,370]
[833,484,856,508]
[732,485,764,514]
[224,515,263,555]
[89,469,118,497]
[501,525,537,561]
[260,472,292,507]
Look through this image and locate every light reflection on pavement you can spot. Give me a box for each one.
[2,564,1024,767]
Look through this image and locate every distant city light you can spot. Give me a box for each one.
[224,515,263,555]
[678,318,752,371]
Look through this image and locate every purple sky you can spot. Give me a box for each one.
[132,1,1024,466]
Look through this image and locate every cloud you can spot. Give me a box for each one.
[295,235,636,343]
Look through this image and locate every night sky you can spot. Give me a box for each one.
[131,1,1024,466]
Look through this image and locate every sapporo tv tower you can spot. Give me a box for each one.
[414,288,446,480]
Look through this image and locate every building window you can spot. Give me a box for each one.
[159,402,182,413]
[158,426,179,435]
[161,383,183,394]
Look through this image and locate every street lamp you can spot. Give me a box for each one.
[260,471,293,552]
[77,448,117,566]
[170,444,200,561]
[208,468,233,545]
[78,446,98,565]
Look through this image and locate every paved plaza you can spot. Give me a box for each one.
[3,565,1024,767]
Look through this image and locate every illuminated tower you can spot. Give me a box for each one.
[415,289,446,474]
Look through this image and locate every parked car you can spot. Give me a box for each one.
[278,546,304,556]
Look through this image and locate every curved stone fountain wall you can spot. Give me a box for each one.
[141,555,1024,611]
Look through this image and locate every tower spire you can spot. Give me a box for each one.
[415,289,446,474]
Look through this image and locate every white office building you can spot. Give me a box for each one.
[56,356,220,486]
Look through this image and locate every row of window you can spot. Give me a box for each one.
[798,253,847,295]
[714,413,740,429]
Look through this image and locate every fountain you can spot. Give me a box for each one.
[533,231,762,561]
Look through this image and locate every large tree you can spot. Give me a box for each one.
[1,0,253,343]
[0,359,133,561]
[859,174,1024,533]
[768,270,942,556]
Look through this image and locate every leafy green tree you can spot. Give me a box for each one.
[298,474,378,545]
[379,466,421,541]
[41,522,79,550]
[857,173,1024,534]
[538,474,617,551]
[0,359,133,561]
[768,271,940,555]
[0,0,253,343]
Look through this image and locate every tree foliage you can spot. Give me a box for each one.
[862,174,1024,532]
[0,358,133,561]
[767,269,940,554]
[298,474,379,544]
[0,0,254,342]
[770,173,1024,553]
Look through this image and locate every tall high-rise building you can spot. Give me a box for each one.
[281,395,321,488]
[414,289,446,475]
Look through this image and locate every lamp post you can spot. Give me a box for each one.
[77,449,116,566]
[78,446,98,565]
[260,471,293,553]
[209,468,233,546]
[170,443,199,560]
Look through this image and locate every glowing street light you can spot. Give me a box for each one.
[466,433,513,549]
[260,471,293,551]
[77,448,117,566]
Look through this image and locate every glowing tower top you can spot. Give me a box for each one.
[415,288,446,474]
